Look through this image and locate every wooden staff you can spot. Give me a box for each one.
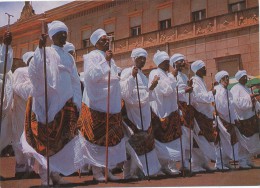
[105,36,113,183]
[39,18,50,186]
[136,74,150,181]
[187,64,192,174]
[176,77,185,177]
[0,13,13,135]
[226,89,237,169]
[210,73,224,171]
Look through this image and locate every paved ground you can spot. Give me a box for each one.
[0,156,260,188]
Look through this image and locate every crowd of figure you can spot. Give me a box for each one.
[0,20,260,186]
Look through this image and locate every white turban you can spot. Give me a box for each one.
[48,20,68,40]
[63,42,75,53]
[90,29,107,46]
[131,48,148,58]
[170,53,185,67]
[153,50,169,67]
[215,70,229,83]
[235,70,247,81]
[22,51,34,65]
[191,60,205,73]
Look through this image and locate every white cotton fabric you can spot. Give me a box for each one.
[63,42,75,53]
[230,83,255,120]
[83,50,121,114]
[0,44,13,74]
[191,60,205,73]
[153,50,169,67]
[131,48,148,58]
[47,20,68,40]
[120,67,153,130]
[90,29,107,46]
[191,75,214,118]
[170,53,185,67]
[215,71,228,83]
[235,70,247,81]
[29,45,82,123]
[83,138,126,169]
[22,52,34,65]
[20,132,87,176]
[0,71,13,152]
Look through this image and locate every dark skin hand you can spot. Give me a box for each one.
[149,75,160,91]
[3,31,12,45]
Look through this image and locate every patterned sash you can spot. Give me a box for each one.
[194,109,216,142]
[121,100,155,156]
[237,115,259,137]
[78,103,124,147]
[178,101,195,129]
[151,110,182,143]
[25,97,80,157]
[219,117,238,145]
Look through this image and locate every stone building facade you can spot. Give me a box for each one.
[0,0,259,86]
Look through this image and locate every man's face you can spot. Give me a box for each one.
[96,35,109,51]
[135,56,146,69]
[52,31,67,47]
[158,60,170,72]
[239,75,247,85]
[220,75,229,88]
[175,59,185,71]
[197,66,206,77]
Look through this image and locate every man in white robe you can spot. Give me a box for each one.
[169,53,194,171]
[190,60,217,172]
[213,71,243,170]
[12,51,36,178]
[79,28,126,182]
[0,31,13,154]
[20,20,86,186]
[149,50,182,175]
[230,70,260,168]
[120,48,161,179]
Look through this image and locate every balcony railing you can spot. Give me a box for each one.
[76,7,258,62]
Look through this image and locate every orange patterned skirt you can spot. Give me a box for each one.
[25,97,80,157]
[237,115,259,137]
[219,117,238,145]
[178,101,195,129]
[77,103,124,147]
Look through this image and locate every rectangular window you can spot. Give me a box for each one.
[159,19,171,30]
[82,38,90,48]
[228,1,246,12]
[131,26,141,36]
[192,9,206,22]
[216,55,241,77]
[82,29,91,48]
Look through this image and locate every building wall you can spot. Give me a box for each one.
[0,0,258,88]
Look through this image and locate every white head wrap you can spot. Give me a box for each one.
[235,70,247,81]
[191,60,205,73]
[153,50,169,67]
[170,53,185,67]
[215,70,229,83]
[63,42,75,53]
[131,48,148,59]
[90,29,107,46]
[48,20,68,40]
[22,51,34,65]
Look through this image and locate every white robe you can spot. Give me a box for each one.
[191,75,215,161]
[149,68,181,161]
[20,45,86,176]
[82,49,126,169]
[230,83,260,155]
[120,67,161,176]
[0,44,13,152]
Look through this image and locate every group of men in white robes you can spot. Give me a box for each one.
[1,20,260,186]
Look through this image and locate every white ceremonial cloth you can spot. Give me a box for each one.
[149,68,177,118]
[82,49,126,168]
[83,50,121,114]
[230,83,255,120]
[29,45,82,124]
